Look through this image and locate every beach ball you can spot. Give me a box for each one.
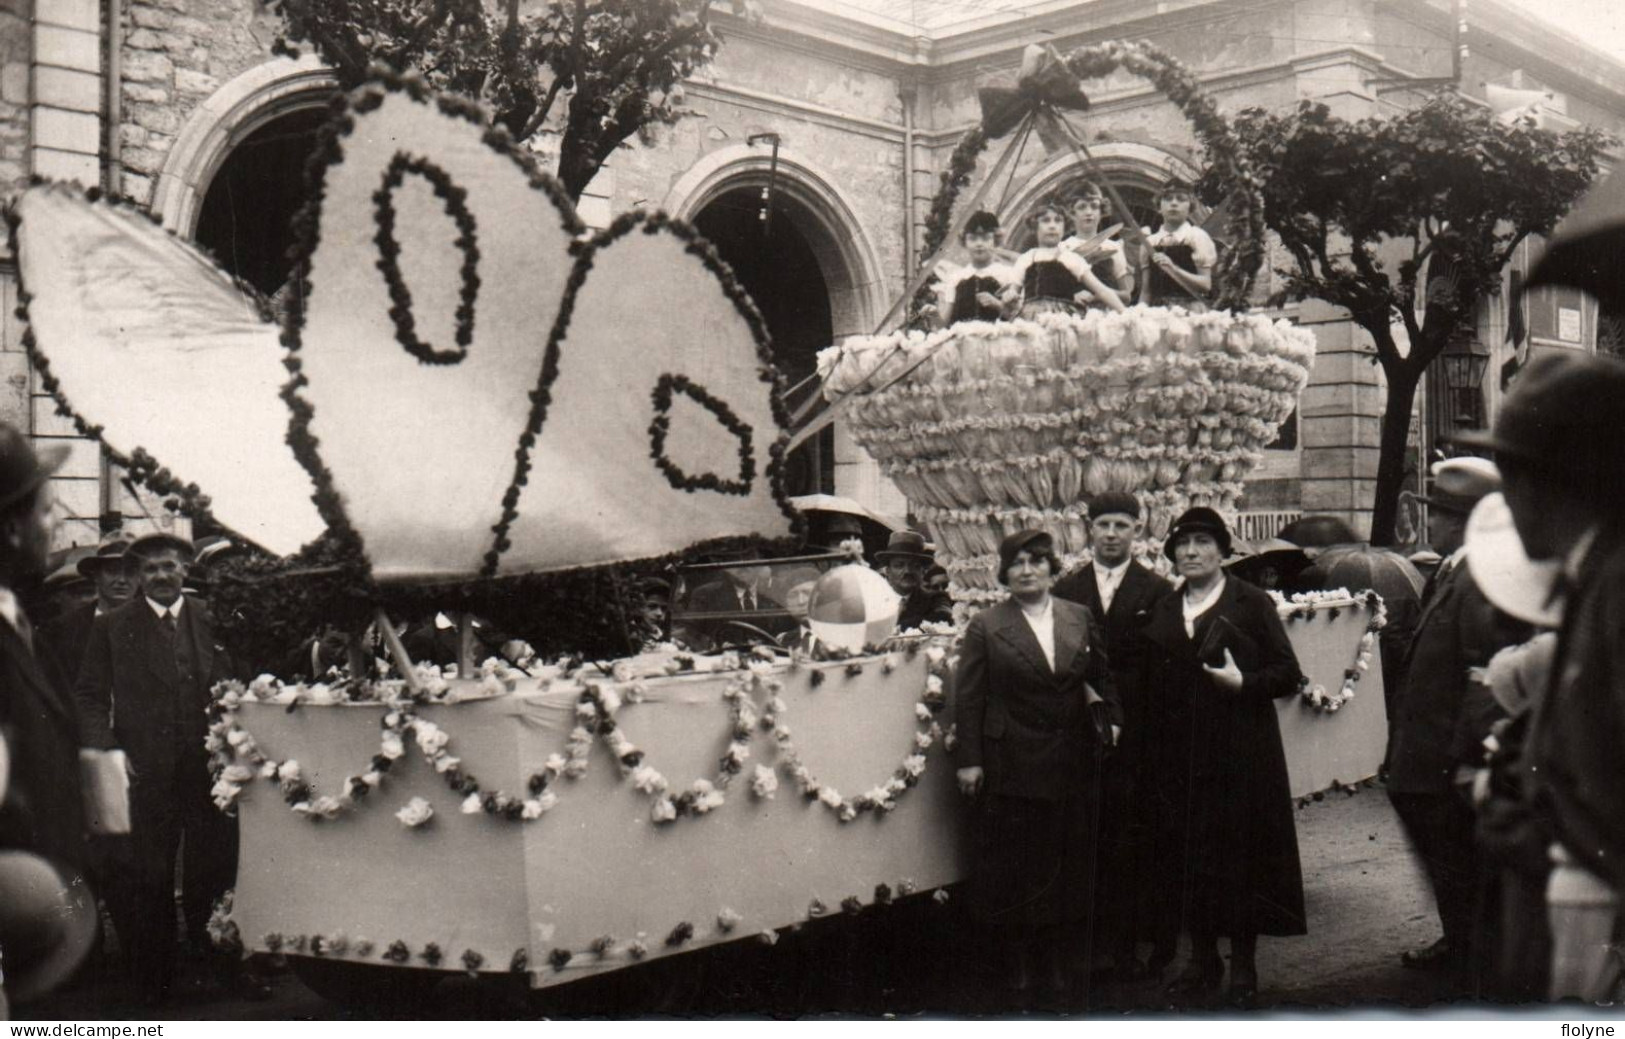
[806,564,901,653]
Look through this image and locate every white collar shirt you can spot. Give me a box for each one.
[1094,559,1131,615]
[1181,576,1226,639]
[1018,595,1057,671]
[146,596,184,623]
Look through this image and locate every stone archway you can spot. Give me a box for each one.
[665,145,888,340]
[149,55,338,236]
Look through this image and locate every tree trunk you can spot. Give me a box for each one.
[1369,362,1421,548]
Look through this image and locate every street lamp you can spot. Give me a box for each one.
[1440,337,1490,429]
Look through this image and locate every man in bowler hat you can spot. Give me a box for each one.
[1053,491,1174,978]
[0,423,98,1009]
[42,531,137,684]
[1458,351,1625,1000]
[74,531,266,1003]
[875,530,952,631]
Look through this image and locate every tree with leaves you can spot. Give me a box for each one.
[1203,94,1610,544]
[272,0,762,201]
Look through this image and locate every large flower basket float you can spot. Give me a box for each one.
[9,72,968,998]
[814,40,1315,606]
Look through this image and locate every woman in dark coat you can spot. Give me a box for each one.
[1141,508,1305,1007]
[954,529,1122,998]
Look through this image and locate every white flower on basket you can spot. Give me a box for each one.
[902,754,927,778]
[544,753,567,774]
[395,797,434,828]
[520,797,551,820]
[717,908,742,933]
[433,755,461,774]
[413,722,450,756]
[750,765,778,799]
[296,796,344,819]
[210,779,242,811]
[461,793,484,814]
[220,764,255,784]
[271,686,301,706]
[598,685,622,716]
[361,770,382,788]
[691,780,725,814]
[218,687,243,710]
[865,786,894,809]
[278,759,302,782]
[925,646,946,667]
[915,703,932,722]
[306,683,337,706]
[914,731,934,751]
[818,787,843,810]
[248,674,279,699]
[379,733,405,761]
[226,728,252,749]
[259,760,279,780]
[651,797,677,823]
[631,764,668,795]
[838,803,858,823]
[925,674,944,696]
[413,665,449,697]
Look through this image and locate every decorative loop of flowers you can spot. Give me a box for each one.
[1275,588,1387,713]
[648,372,756,496]
[373,151,481,365]
[768,645,953,822]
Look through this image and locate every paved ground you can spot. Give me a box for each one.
[24,787,1477,1020]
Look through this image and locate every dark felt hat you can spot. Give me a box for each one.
[875,530,935,564]
[1089,491,1141,521]
[1454,352,1625,482]
[1163,506,1233,560]
[128,531,196,562]
[997,528,1055,584]
[0,424,68,514]
[77,531,137,577]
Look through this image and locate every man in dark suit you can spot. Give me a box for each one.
[1053,491,1173,979]
[1387,458,1527,986]
[875,530,952,631]
[1461,351,1625,1001]
[74,531,264,1003]
[42,531,137,684]
[0,424,98,1009]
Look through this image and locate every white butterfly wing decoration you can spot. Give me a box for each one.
[14,187,325,557]
[14,75,795,581]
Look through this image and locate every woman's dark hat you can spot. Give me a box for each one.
[0,424,68,514]
[875,530,935,564]
[1089,491,1141,521]
[1453,352,1625,482]
[963,210,1000,236]
[1163,506,1232,560]
[998,528,1055,584]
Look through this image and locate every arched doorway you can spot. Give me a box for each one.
[693,188,837,497]
[193,106,327,297]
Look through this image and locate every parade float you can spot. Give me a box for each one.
[6,40,1385,998]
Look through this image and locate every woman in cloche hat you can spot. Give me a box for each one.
[1137,508,1307,1008]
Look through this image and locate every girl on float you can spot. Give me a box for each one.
[1139,179,1216,310]
[919,210,1020,328]
[1011,198,1127,317]
[1062,183,1134,303]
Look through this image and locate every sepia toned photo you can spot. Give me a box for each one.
[1,0,1622,1025]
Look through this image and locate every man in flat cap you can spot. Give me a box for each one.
[75,530,263,1003]
[1458,351,1625,1000]
[1387,457,1530,990]
[1052,491,1173,979]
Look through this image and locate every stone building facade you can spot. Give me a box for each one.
[3,0,1623,549]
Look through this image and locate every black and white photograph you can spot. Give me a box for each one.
[1,0,1623,1025]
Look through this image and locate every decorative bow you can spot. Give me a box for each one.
[976,44,1091,140]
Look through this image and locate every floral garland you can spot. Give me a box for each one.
[1276,588,1388,713]
[912,40,1266,312]
[648,373,756,497]
[373,152,481,365]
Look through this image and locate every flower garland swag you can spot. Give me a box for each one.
[208,639,959,829]
[911,38,1267,321]
[1274,588,1387,714]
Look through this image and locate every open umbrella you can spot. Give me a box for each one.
[1225,537,1311,590]
[1277,515,1358,556]
[1526,169,1625,312]
[789,494,904,559]
[1299,544,1425,608]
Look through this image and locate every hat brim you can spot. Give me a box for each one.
[1465,493,1562,627]
[1413,494,1476,515]
[0,853,99,1004]
[129,532,196,561]
[0,442,69,515]
[874,550,934,564]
